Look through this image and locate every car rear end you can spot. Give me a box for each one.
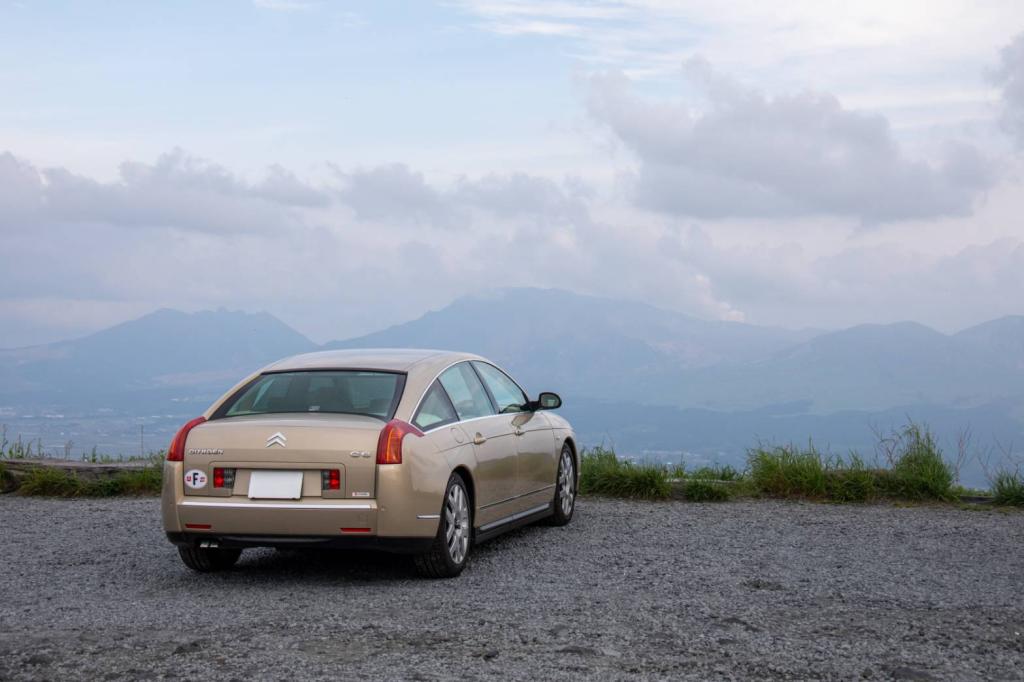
[162,367,436,557]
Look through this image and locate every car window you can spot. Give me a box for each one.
[439,362,496,420]
[413,380,458,430]
[473,362,527,414]
[218,371,403,420]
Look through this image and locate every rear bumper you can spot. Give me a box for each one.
[174,497,382,536]
[166,531,434,554]
[166,495,441,546]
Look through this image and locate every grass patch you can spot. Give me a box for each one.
[578,447,671,500]
[578,449,738,501]
[16,463,163,497]
[747,444,828,498]
[746,424,955,503]
[688,464,743,481]
[877,424,955,501]
[679,464,739,501]
[0,461,14,492]
[0,427,46,459]
[991,470,1024,506]
[580,423,960,504]
[680,478,732,502]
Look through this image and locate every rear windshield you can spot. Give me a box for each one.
[214,371,404,421]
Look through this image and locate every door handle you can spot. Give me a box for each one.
[514,427,524,436]
[473,433,487,445]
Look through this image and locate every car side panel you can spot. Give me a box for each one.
[511,411,557,511]
[466,414,520,527]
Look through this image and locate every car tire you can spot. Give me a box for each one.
[414,473,471,579]
[177,545,242,572]
[545,444,576,526]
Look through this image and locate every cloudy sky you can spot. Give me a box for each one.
[1,0,1023,347]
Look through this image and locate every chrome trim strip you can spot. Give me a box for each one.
[479,484,556,510]
[478,503,551,532]
[180,501,373,510]
[416,514,440,520]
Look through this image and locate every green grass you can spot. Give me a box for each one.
[680,478,733,502]
[745,443,881,502]
[688,464,743,481]
[579,423,962,504]
[578,447,672,500]
[0,428,46,459]
[678,463,739,501]
[746,424,955,503]
[16,463,163,497]
[0,461,13,492]
[879,424,955,501]
[578,448,738,501]
[991,470,1024,506]
[747,444,828,498]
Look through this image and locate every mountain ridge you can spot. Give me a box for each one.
[1,289,1022,417]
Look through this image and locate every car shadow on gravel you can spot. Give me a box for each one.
[234,548,420,582]
[192,523,559,584]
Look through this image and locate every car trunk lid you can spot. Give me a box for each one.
[182,414,382,499]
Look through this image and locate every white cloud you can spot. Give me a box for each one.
[457,0,1023,140]
[996,31,1024,148]
[1,147,1022,349]
[1,149,331,235]
[337,163,460,227]
[587,60,996,222]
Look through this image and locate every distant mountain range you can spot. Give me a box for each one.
[324,288,819,407]
[0,308,316,409]
[325,289,1024,414]
[1,289,1022,485]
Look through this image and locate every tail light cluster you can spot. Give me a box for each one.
[166,416,207,461]
[213,468,235,489]
[321,469,341,490]
[376,419,424,465]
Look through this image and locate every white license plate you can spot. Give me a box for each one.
[248,470,303,499]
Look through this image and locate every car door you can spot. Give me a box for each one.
[472,362,557,512]
[436,362,519,526]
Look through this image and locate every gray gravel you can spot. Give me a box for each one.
[1,496,1022,681]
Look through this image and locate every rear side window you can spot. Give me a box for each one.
[216,371,403,420]
[473,362,527,413]
[413,380,458,430]
[439,362,495,420]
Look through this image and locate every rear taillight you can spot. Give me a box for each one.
[167,416,207,462]
[376,419,424,465]
[321,469,341,490]
[213,468,235,488]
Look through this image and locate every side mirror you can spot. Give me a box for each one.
[536,391,562,410]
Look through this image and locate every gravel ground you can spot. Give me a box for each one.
[1,496,1022,681]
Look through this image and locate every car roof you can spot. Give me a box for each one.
[264,348,482,373]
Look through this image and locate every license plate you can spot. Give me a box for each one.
[248,470,303,499]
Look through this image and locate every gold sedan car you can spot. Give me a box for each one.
[162,349,577,578]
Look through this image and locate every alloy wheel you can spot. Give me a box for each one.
[445,482,470,564]
[558,448,575,517]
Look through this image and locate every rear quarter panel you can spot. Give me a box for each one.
[375,425,475,538]
[161,461,184,532]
